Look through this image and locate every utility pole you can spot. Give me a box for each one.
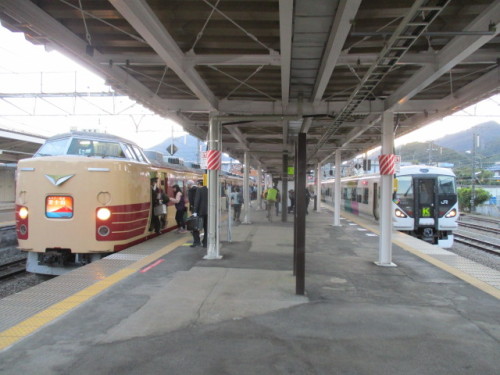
[470,133,479,213]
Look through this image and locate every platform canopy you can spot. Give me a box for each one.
[0,129,45,163]
[0,0,498,173]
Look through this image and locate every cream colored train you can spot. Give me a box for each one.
[15,131,240,275]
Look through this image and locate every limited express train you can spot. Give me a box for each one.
[15,131,240,275]
[320,165,459,247]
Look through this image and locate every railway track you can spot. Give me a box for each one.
[458,221,499,234]
[0,258,27,280]
[454,233,500,256]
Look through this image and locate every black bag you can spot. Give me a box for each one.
[185,215,203,231]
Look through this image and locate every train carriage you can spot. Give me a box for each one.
[321,165,459,247]
[15,131,239,275]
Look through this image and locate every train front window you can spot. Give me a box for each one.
[437,176,456,194]
[394,176,413,200]
[35,138,70,156]
[67,138,126,159]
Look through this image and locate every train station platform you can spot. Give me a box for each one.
[0,204,499,374]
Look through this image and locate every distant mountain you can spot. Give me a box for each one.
[433,121,500,157]
[396,142,471,167]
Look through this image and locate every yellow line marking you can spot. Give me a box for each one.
[341,211,500,300]
[0,235,188,351]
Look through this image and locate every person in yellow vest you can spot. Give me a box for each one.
[264,184,280,221]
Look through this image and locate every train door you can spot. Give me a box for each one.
[415,178,437,238]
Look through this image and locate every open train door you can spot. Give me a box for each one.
[415,178,438,243]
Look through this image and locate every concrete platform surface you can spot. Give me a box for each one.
[0,204,498,375]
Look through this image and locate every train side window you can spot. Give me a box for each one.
[122,144,135,160]
[363,188,369,204]
[437,176,456,194]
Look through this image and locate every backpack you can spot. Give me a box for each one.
[237,192,244,204]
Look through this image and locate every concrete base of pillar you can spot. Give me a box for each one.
[374,261,397,267]
[203,254,223,260]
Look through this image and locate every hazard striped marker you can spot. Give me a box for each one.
[207,150,221,170]
[378,154,396,175]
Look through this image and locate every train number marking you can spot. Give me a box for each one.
[421,207,431,217]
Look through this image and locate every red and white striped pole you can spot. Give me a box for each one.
[205,114,222,260]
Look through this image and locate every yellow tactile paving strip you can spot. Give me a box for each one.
[340,210,500,300]
[0,235,189,351]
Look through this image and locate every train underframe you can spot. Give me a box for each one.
[402,227,454,248]
[26,250,104,276]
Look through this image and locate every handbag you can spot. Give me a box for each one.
[154,204,167,216]
[185,215,203,231]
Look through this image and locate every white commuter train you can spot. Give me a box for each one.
[320,165,459,247]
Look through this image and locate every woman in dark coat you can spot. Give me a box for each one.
[171,184,187,233]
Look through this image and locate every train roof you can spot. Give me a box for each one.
[398,165,456,177]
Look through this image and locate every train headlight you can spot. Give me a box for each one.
[395,208,407,218]
[97,207,111,221]
[19,207,29,219]
[445,208,457,218]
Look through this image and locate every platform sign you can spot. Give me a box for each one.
[200,151,208,169]
[288,166,295,175]
[394,155,401,173]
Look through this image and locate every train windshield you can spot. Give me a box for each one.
[35,138,70,157]
[36,137,128,159]
[67,138,126,158]
[437,175,456,194]
[394,176,413,199]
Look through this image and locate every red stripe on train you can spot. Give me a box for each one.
[96,202,151,241]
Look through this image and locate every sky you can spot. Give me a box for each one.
[0,24,498,151]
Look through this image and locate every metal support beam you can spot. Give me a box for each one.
[295,133,306,295]
[282,152,288,222]
[242,151,251,224]
[333,151,342,226]
[315,162,321,212]
[376,110,396,267]
[257,166,263,210]
[279,0,293,107]
[312,0,362,102]
[110,0,218,109]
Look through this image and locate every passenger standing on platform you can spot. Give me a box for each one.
[149,177,162,233]
[288,189,295,213]
[171,184,187,233]
[264,184,279,221]
[192,179,208,247]
[232,186,243,223]
[187,180,197,213]
[305,189,311,215]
